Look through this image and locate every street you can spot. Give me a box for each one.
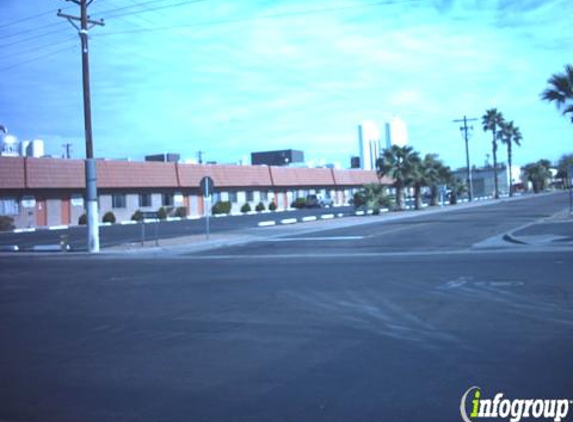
[0,193,572,422]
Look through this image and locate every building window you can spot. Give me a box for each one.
[112,194,126,209]
[212,192,221,203]
[246,191,254,202]
[0,198,19,215]
[139,193,152,208]
[260,191,268,201]
[162,193,174,207]
[228,191,238,203]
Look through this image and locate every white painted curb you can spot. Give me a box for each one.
[302,216,317,222]
[258,221,276,227]
[13,228,36,233]
[48,225,68,231]
[321,214,335,219]
[280,218,297,225]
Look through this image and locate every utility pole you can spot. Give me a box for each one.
[197,150,204,164]
[453,116,478,202]
[62,143,73,159]
[58,1,104,253]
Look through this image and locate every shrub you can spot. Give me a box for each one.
[0,216,15,232]
[255,202,266,212]
[131,210,143,221]
[269,201,277,211]
[102,211,116,224]
[175,206,187,218]
[291,197,306,209]
[212,201,232,215]
[353,184,393,212]
[157,206,168,220]
[78,213,87,225]
[240,203,251,213]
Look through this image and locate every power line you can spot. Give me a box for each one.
[0,44,77,72]
[453,116,478,201]
[0,27,68,49]
[2,37,77,61]
[103,0,209,20]
[1,4,75,30]
[97,0,420,36]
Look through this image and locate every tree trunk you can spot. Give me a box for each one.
[395,184,404,210]
[492,130,499,199]
[508,142,513,197]
[430,185,438,206]
[414,184,422,210]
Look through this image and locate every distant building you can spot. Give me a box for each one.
[145,153,180,163]
[384,116,408,149]
[1,135,44,158]
[358,121,380,171]
[453,165,509,198]
[251,149,304,166]
[350,156,361,169]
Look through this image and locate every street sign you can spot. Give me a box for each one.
[200,176,214,197]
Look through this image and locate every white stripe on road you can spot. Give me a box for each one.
[280,218,298,225]
[302,216,317,222]
[264,236,363,242]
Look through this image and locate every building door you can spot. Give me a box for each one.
[198,195,204,216]
[36,200,47,227]
[61,198,71,225]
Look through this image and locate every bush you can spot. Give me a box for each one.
[212,201,232,215]
[291,197,306,209]
[255,202,266,212]
[131,210,143,221]
[175,206,187,218]
[157,206,168,220]
[353,184,393,212]
[269,201,277,211]
[102,211,116,224]
[240,203,251,213]
[78,213,87,225]
[0,216,15,232]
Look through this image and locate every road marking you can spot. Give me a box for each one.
[0,245,19,252]
[258,220,276,227]
[47,225,68,231]
[280,218,297,225]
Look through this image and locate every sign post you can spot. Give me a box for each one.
[200,176,215,240]
[567,164,573,215]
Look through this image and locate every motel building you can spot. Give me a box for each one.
[0,157,391,230]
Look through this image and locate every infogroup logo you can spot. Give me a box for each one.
[460,387,572,422]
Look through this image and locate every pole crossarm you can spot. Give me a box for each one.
[57,10,104,28]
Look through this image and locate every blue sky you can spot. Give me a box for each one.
[0,0,571,169]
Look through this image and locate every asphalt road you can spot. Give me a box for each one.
[0,206,353,251]
[1,193,572,422]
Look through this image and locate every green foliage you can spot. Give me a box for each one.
[523,160,552,193]
[102,211,116,224]
[212,201,232,215]
[448,178,467,205]
[541,64,573,123]
[241,203,251,213]
[556,154,573,187]
[377,145,420,210]
[353,184,393,213]
[255,202,266,212]
[131,210,143,221]
[0,215,15,232]
[157,206,168,220]
[291,197,307,209]
[497,120,523,196]
[269,201,278,211]
[175,206,187,218]
[78,213,87,225]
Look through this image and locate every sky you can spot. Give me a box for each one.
[0,0,571,169]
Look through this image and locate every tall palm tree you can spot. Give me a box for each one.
[541,64,573,123]
[376,145,420,210]
[421,154,450,206]
[482,108,505,199]
[498,121,522,197]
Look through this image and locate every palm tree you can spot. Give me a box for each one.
[556,154,573,188]
[376,145,420,210]
[447,176,467,205]
[498,121,522,197]
[482,108,505,199]
[421,154,450,206]
[541,64,573,123]
[523,160,552,193]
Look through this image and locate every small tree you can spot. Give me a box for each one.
[269,201,277,211]
[102,211,116,224]
[255,202,266,212]
[131,210,143,221]
[241,203,251,213]
[157,206,168,219]
[78,213,87,225]
[353,183,393,213]
[175,206,187,218]
[0,216,15,232]
[212,201,232,215]
[523,160,552,193]
[291,197,306,209]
